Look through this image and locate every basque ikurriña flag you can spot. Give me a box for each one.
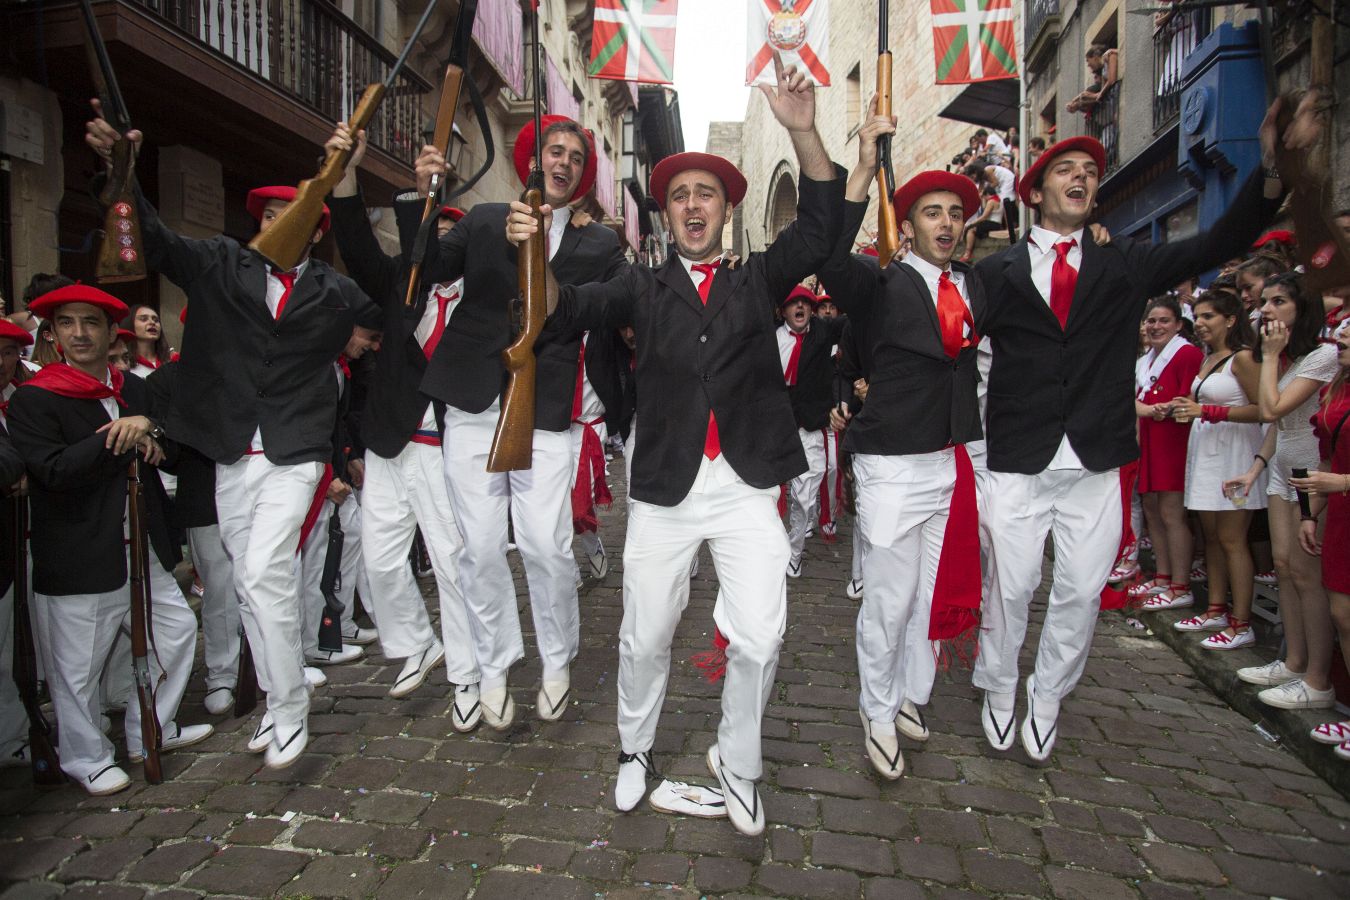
[746,0,830,87]
[931,0,1018,84]
[588,0,679,85]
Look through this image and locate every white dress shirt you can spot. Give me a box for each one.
[902,252,973,340]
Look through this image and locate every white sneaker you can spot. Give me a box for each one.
[982,691,1016,751]
[1173,610,1228,632]
[615,749,657,811]
[586,538,608,579]
[786,558,802,579]
[706,745,764,836]
[1019,679,1059,763]
[389,641,444,699]
[1310,720,1350,745]
[306,644,364,666]
[203,686,235,715]
[1257,679,1336,710]
[247,711,275,753]
[451,683,481,733]
[265,720,308,770]
[1140,590,1194,611]
[859,710,903,781]
[85,764,131,796]
[537,672,570,722]
[481,686,516,731]
[304,666,328,688]
[342,626,379,646]
[1236,659,1301,686]
[845,578,864,601]
[131,722,214,762]
[895,700,930,742]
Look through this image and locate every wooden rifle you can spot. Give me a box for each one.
[11,496,63,784]
[486,2,547,473]
[317,511,345,653]
[873,0,899,266]
[250,0,440,272]
[126,458,162,784]
[78,0,144,283]
[234,623,258,718]
[404,0,490,306]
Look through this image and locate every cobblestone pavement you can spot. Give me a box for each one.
[3,457,1349,899]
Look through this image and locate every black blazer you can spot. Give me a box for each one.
[136,189,377,466]
[419,203,627,431]
[552,170,845,506]
[784,316,848,432]
[581,328,627,431]
[975,168,1283,474]
[329,190,440,460]
[8,374,181,595]
[0,425,24,597]
[147,363,216,529]
[834,318,871,416]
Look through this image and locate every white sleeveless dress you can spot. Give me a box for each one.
[1184,356,1268,511]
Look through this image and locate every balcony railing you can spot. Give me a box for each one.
[1085,82,1120,175]
[1025,0,1060,51]
[125,0,430,165]
[1153,5,1213,131]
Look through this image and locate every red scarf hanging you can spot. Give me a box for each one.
[929,445,981,667]
[1099,460,1140,611]
[570,416,613,533]
[24,363,126,408]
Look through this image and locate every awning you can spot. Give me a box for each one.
[937,79,1019,131]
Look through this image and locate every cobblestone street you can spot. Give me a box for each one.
[2,458,1348,899]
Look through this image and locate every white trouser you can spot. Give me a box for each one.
[0,583,26,757]
[101,628,133,711]
[821,429,841,531]
[298,495,368,658]
[853,452,952,720]
[442,405,578,687]
[618,456,788,781]
[973,467,1122,703]
[786,429,827,565]
[362,444,478,684]
[570,418,609,560]
[41,548,196,780]
[189,525,240,690]
[216,456,322,730]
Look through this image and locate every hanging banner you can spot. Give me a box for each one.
[931,0,1018,84]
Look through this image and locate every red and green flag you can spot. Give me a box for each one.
[930,0,1018,84]
[588,0,679,86]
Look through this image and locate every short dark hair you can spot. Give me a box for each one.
[1253,271,1325,362]
[1030,136,1047,150]
[1192,289,1254,352]
[962,163,986,182]
[22,273,74,309]
[973,129,988,140]
[1144,295,1184,323]
[1086,44,1107,59]
[541,120,591,169]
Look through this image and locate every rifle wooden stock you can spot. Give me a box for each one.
[487,189,546,473]
[12,497,63,785]
[249,83,387,271]
[405,63,467,307]
[127,460,163,784]
[234,624,258,718]
[96,141,146,283]
[874,51,900,267]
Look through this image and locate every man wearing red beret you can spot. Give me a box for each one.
[85,103,378,769]
[509,57,841,836]
[972,102,1303,762]
[413,114,627,730]
[817,102,985,779]
[7,285,210,794]
[777,286,847,579]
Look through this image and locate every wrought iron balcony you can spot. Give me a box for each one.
[1085,82,1120,175]
[124,0,430,165]
[1153,5,1213,132]
[1024,0,1061,72]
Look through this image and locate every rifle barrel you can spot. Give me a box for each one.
[78,0,129,127]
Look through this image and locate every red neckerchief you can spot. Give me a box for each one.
[136,355,161,370]
[23,363,126,408]
[337,356,352,380]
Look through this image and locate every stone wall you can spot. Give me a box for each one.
[0,76,63,309]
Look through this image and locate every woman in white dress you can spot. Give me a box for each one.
[1171,290,1265,649]
[1226,273,1341,710]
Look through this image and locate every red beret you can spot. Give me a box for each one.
[0,321,34,347]
[649,152,747,211]
[438,206,466,222]
[28,284,130,321]
[1017,136,1106,206]
[816,292,833,304]
[179,306,188,325]
[115,328,136,345]
[246,186,330,235]
[1253,229,1295,249]
[892,171,981,225]
[513,115,597,203]
[779,285,819,307]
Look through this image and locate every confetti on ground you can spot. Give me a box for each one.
[280,811,296,823]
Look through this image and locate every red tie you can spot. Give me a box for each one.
[783,330,805,385]
[272,270,296,320]
[423,290,451,359]
[1049,239,1078,329]
[936,272,973,359]
[691,262,721,459]
[571,335,587,420]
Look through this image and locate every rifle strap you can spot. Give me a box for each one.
[443,76,493,202]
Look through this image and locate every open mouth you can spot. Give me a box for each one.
[685,217,707,240]
[934,234,954,251]
[550,173,570,193]
[1065,185,1088,202]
